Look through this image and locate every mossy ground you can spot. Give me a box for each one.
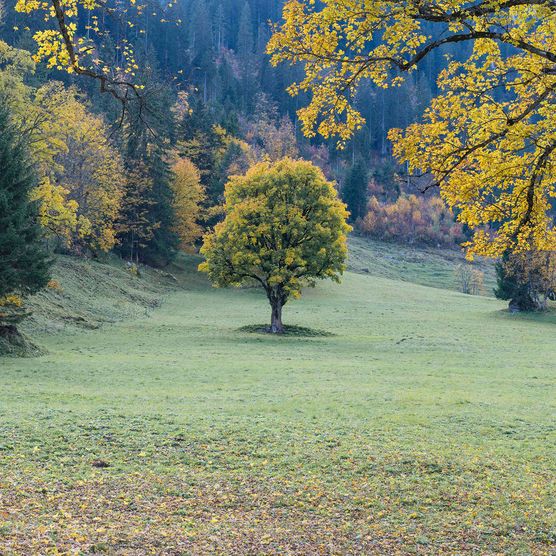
[0,240,554,554]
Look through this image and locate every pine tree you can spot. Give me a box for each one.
[237,2,254,60]
[175,99,226,204]
[342,159,368,222]
[115,56,179,268]
[0,102,51,336]
[141,150,179,267]
[116,162,158,264]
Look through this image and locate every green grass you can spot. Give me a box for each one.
[348,235,496,293]
[0,240,555,554]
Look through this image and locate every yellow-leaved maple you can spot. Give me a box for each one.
[170,158,205,253]
[268,1,556,257]
[199,158,351,333]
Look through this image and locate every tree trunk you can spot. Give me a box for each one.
[270,300,284,334]
[0,324,35,356]
[266,286,287,334]
[509,287,548,312]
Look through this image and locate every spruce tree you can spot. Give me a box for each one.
[342,159,368,222]
[237,2,254,60]
[115,54,179,268]
[0,102,51,333]
[140,149,179,267]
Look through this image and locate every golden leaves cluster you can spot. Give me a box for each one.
[199,158,351,301]
[268,1,556,256]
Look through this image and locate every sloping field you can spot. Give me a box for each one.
[0,242,554,554]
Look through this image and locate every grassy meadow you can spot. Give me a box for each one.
[0,241,555,554]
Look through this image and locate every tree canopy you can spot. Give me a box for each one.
[268,0,556,258]
[199,158,351,333]
[0,103,51,312]
[170,157,205,253]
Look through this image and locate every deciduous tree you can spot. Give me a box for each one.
[38,84,126,253]
[170,157,205,252]
[0,50,126,253]
[199,158,351,333]
[268,0,556,257]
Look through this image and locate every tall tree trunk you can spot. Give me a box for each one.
[267,286,286,333]
[270,300,283,334]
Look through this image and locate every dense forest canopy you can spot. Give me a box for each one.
[0,0,473,267]
[0,0,554,314]
[1,0,458,171]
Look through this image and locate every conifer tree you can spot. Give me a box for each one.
[342,159,368,222]
[0,102,51,337]
[237,2,254,60]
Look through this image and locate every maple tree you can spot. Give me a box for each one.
[199,158,351,333]
[0,45,126,253]
[39,84,126,253]
[268,0,556,258]
[13,0,144,107]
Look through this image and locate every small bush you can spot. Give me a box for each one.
[358,194,464,247]
[455,264,484,295]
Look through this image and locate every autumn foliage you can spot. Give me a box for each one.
[199,158,351,333]
[269,0,556,258]
[0,44,125,254]
[359,195,464,247]
[170,158,205,253]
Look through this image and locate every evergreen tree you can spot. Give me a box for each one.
[116,56,179,267]
[141,149,179,267]
[494,254,526,310]
[342,159,368,222]
[0,102,51,332]
[116,162,158,264]
[175,99,226,204]
[188,0,215,103]
[237,2,254,60]
[117,148,179,268]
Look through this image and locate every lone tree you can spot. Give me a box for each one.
[199,158,351,333]
[0,103,51,344]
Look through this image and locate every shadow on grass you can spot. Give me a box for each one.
[494,306,556,325]
[238,324,335,337]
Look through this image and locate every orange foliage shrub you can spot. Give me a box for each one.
[358,195,464,247]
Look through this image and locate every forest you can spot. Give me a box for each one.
[0,0,555,554]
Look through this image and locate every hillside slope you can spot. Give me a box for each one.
[21,255,179,339]
[348,236,496,294]
[3,237,497,356]
[1,245,554,554]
